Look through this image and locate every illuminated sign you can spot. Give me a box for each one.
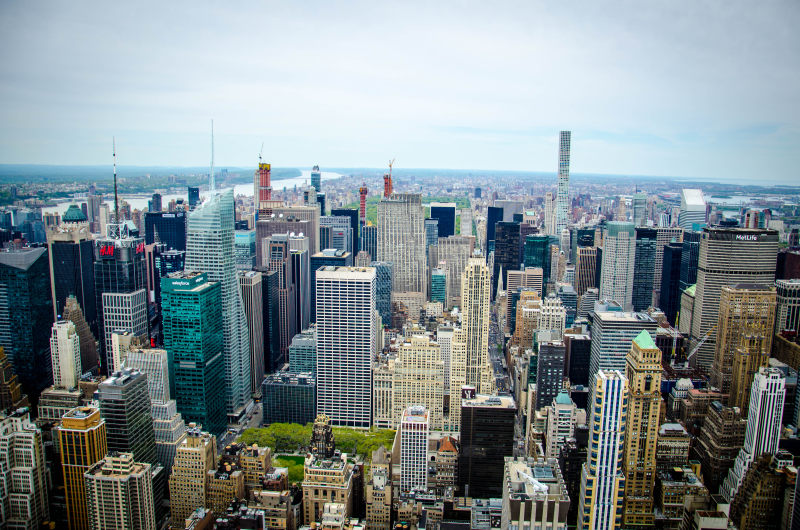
[735,234,757,241]
[99,245,115,257]
[135,243,145,254]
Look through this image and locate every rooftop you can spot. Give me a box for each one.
[633,330,657,350]
[0,246,47,270]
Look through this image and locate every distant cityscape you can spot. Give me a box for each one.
[2,131,800,530]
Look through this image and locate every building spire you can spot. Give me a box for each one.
[112,136,119,224]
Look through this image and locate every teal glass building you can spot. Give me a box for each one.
[161,271,226,435]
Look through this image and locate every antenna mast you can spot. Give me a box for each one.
[209,120,215,192]
[113,137,119,224]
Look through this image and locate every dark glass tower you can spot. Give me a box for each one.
[47,227,97,330]
[330,208,359,261]
[430,204,456,238]
[632,227,657,311]
[144,211,187,251]
[659,242,683,326]
[524,235,551,285]
[371,261,392,328]
[493,222,521,299]
[0,247,53,401]
[188,187,200,210]
[160,271,226,436]
[680,230,702,292]
[485,206,504,259]
[458,394,516,498]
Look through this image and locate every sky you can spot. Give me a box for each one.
[1,1,799,183]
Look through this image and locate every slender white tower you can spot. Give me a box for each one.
[555,131,571,237]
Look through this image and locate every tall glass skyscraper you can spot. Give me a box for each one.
[161,272,226,436]
[185,189,251,422]
[555,131,571,236]
[632,227,657,312]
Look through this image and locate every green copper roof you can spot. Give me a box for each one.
[554,391,572,405]
[685,284,696,297]
[633,330,657,350]
[62,204,87,222]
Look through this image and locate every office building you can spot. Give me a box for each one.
[46,215,97,335]
[545,391,585,459]
[288,327,316,374]
[0,347,26,412]
[185,189,251,422]
[316,267,376,428]
[93,230,147,374]
[377,193,427,297]
[652,227,684,305]
[234,229,256,271]
[776,279,800,334]
[659,241,683,326]
[578,370,627,530]
[565,332,591,386]
[400,405,429,494]
[691,400,746,493]
[502,456,570,529]
[85,452,155,530]
[361,225,376,261]
[320,215,353,254]
[161,272,226,436]
[386,334,445,430]
[97,368,156,465]
[721,367,785,501]
[429,235,474,308]
[599,222,636,311]
[679,189,707,230]
[632,192,647,226]
[587,311,657,387]
[58,406,107,530]
[536,341,566,411]
[679,230,702,295]
[188,187,200,210]
[690,227,778,369]
[288,234,311,345]
[460,207,473,237]
[575,245,598,297]
[238,271,265,395]
[431,267,446,304]
[524,235,551,286]
[493,221,521,300]
[428,202,456,238]
[169,426,218,524]
[424,217,439,248]
[262,371,316,425]
[0,410,49,528]
[50,320,81,389]
[330,208,359,260]
[263,234,296,359]
[0,247,53,399]
[61,295,99,376]
[144,211,186,251]
[632,227,657,311]
[365,446,392,529]
[485,206,504,256]
[458,394,516,498]
[369,261,392,327]
[555,131,571,237]
[710,284,776,406]
[255,215,313,268]
[557,284,577,328]
[621,331,661,527]
[309,249,352,322]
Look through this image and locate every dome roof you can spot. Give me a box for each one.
[62,204,87,223]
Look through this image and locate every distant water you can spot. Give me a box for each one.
[42,169,342,215]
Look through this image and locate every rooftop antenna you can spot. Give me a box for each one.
[259,142,264,164]
[209,119,215,193]
[113,137,119,224]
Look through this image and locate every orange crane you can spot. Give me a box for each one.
[383,158,395,198]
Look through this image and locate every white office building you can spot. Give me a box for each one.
[102,290,148,372]
[316,266,376,428]
[400,405,430,494]
[377,193,427,298]
[679,189,706,230]
[50,320,81,389]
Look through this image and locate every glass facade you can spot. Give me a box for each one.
[524,235,551,285]
[161,272,226,436]
[144,211,187,251]
[262,371,316,425]
[632,228,657,312]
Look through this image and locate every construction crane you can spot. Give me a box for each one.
[383,158,395,198]
[685,325,717,363]
[516,470,548,494]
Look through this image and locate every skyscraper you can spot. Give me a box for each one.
[0,409,49,527]
[458,394,516,499]
[431,267,447,304]
[575,245,598,297]
[330,208,359,260]
[185,189,251,422]
[485,206,504,257]
[188,187,200,211]
[632,192,647,227]
[62,295,99,375]
[161,272,226,436]
[377,193,427,297]
[493,221,521,300]
[371,261,392,327]
[85,452,156,530]
[689,227,778,369]
[309,249,352,322]
[588,311,657,387]
[97,368,156,465]
[424,218,439,248]
[144,211,186,251]
[776,279,800,334]
[599,222,636,311]
[238,271,265,395]
[234,229,256,270]
[659,241,683,326]
[524,235,552,286]
[450,259,494,428]
[679,230,701,293]
[712,285,776,410]
[679,189,707,230]
[263,233,296,360]
[579,370,627,530]
[632,227,657,312]
[288,327,316,375]
[46,214,96,332]
[311,165,322,192]
[555,131,571,237]
[93,231,147,374]
[58,406,107,530]
[169,426,217,524]
[428,235,474,308]
[0,246,54,399]
[721,367,785,502]
[535,341,566,411]
[429,202,456,238]
[316,267,376,428]
[652,227,684,306]
[50,320,81,389]
[400,405,429,494]
[621,331,661,527]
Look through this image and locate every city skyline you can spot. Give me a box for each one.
[1,2,799,183]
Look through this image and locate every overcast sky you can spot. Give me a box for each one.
[1,1,798,183]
